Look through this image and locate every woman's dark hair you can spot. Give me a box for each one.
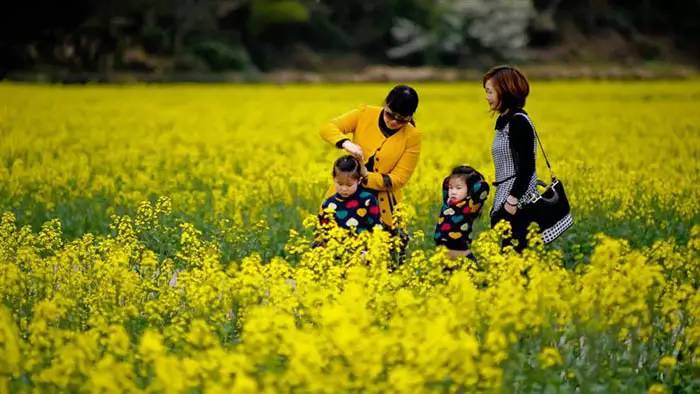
[384,85,418,117]
[482,65,529,113]
[333,155,362,179]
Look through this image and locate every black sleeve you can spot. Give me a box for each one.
[508,115,536,199]
[335,138,349,149]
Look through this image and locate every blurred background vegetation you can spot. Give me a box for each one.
[1,0,698,82]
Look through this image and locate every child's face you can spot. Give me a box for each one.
[447,177,468,203]
[334,172,360,198]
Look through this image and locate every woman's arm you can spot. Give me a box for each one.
[363,130,422,191]
[320,106,364,147]
[508,115,536,200]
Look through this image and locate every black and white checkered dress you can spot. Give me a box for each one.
[490,113,538,216]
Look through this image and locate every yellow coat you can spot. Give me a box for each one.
[320,105,422,228]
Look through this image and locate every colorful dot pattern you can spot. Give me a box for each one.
[434,175,490,251]
[320,187,382,233]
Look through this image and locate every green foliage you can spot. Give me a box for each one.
[190,40,256,72]
[249,0,310,35]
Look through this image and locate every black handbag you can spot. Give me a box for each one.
[515,114,573,244]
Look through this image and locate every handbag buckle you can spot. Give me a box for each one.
[517,191,541,209]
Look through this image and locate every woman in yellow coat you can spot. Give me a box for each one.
[320,85,421,229]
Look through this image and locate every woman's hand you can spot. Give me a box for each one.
[505,195,518,215]
[360,163,369,178]
[341,140,364,161]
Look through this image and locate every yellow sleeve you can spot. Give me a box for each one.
[364,172,386,190]
[364,129,422,191]
[319,106,364,146]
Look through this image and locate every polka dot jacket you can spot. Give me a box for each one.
[320,186,382,233]
[434,175,490,251]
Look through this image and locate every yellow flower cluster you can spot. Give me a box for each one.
[0,81,698,391]
[0,208,698,392]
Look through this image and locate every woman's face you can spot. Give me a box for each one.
[383,106,411,130]
[484,79,499,112]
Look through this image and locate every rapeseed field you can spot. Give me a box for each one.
[0,81,698,392]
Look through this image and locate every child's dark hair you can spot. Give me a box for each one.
[333,155,362,179]
[384,85,418,118]
[449,165,483,186]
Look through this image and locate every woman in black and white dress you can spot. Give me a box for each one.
[482,65,538,251]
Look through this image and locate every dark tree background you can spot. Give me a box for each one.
[1,0,698,80]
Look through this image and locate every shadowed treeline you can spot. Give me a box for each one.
[1,0,699,81]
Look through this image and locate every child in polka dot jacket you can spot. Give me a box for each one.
[434,165,490,260]
[319,155,382,233]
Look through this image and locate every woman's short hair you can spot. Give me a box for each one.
[482,65,530,113]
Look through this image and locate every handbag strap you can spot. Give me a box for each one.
[514,112,554,179]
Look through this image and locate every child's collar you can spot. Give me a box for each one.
[447,197,468,207]
[334,187,362,201]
